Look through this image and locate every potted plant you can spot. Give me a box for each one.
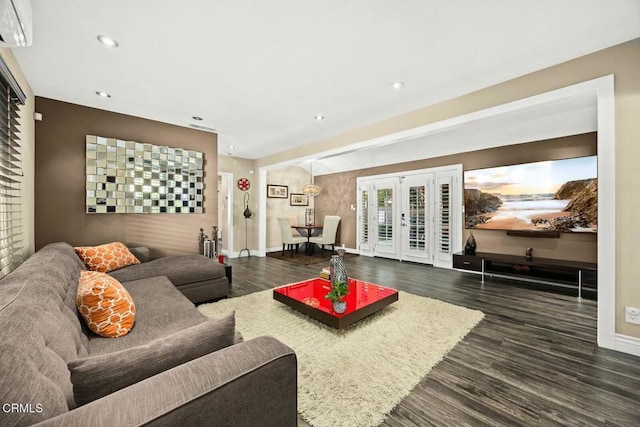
[325,279,349,314]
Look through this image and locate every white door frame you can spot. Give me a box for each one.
[400,173,433,264]
[217,172,234,256]
[372,178,400,260]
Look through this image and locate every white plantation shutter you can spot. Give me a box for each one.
[0,56,26,278]
[360,188,369,245]
[437,177,452,255]
[408,184,426,251]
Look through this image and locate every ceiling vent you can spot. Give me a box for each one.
[0,0,32,47]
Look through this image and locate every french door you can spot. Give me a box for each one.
[357,165,461,268]
[373,179,398,259]
[400,175,431,263]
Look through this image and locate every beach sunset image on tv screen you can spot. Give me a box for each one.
[464,156,597,233]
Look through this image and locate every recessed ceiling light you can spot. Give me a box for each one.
[95,91,111,98]
[227,145,236,149]
[314,114,325,121]
[391,81,405,89]
[192,116,203,121]
[97,35,119,48]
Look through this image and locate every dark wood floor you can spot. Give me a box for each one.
[224,254,640,426]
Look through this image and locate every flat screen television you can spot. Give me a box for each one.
[464,156,597,233]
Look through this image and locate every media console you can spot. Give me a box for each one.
[453,251,597,299]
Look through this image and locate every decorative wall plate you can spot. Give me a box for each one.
[237,177,250,191]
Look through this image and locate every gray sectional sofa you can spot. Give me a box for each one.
[0,242,297,427]
[110,247,230,304]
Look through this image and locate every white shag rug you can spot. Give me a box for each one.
[198,290,484,427]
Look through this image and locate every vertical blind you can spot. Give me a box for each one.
[0,55,26,278]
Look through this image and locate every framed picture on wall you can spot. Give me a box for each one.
[267,184,288,198]
[290,193,308,206]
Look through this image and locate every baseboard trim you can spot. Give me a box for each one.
[264,245,358,255]
[340,246,358,254]
[614,333,640,357]
[227,249,260,258]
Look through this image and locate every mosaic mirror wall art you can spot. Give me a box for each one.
[85,135,204,214]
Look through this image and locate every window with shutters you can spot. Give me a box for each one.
[438,181,451,254]
[360,188,368,245]
[377,187,393,247]
[408,185,426,250]
[0,57,27,278]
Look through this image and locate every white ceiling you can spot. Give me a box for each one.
[11,0,640,162]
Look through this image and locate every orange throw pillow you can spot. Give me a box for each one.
[74,242,140,273]
[77,271,136,338]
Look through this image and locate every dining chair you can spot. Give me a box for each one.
[309,215,341,255]
[289,215,303,236]
[277,217,307,257]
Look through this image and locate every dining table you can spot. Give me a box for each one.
[291,224,323,255]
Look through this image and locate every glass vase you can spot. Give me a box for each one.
[330,252,347,286]
[329,250,348,313]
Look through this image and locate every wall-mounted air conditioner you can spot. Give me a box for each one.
[0,0,32,47]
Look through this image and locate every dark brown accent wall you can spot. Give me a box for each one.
[315,133,597,262]
[34,97,218,257]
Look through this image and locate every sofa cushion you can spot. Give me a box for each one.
[128,246,150,263]
[74,242,140,273]
[68,311,235,406]
[109,254,225,286]
[77,271,136,338]
[86,276,207,355]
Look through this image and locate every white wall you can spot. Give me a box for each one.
[266,166,312,249]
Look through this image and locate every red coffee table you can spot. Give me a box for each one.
[273,277,399,329]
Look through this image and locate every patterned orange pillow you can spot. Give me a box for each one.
[74,242,140,273]
[77,271,136,338]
